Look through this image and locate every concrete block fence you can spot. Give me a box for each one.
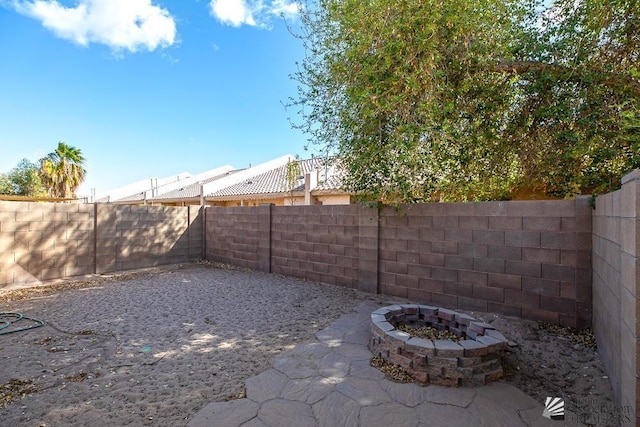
[2,173,639,425]
[592,171,640,425]
[0,202,202,289]
[205,198,593,329]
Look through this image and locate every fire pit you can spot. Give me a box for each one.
[369,304,507,387]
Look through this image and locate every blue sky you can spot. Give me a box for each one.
[0,0,308,197]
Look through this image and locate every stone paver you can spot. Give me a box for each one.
[188,399,259,427]
[245,369,289,402]
[188,301,568,427]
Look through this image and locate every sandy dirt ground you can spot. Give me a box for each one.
[0,264,616,426]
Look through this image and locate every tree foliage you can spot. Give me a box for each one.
[39,142,87,199]
[290,0,639,202]
[0,159,47,197]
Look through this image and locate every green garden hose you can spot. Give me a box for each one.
[0,312,45,335]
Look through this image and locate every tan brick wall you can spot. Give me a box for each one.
[204,200,592,328]
[378,199,592,329]
[205,206,264,270]
[592,171,640,426]
[271,205,360,288]
[0,202,203,289]
[0,201,96,288]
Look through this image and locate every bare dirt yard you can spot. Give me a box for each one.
[0,264,615,426]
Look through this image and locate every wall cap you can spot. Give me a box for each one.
[621,170,640,185]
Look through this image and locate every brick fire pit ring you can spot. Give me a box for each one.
[369,304,508,387]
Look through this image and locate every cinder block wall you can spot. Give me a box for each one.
[205,206,265,270]
[205,199,592,328]
[271,205,361,288]
[378,200,592,329]
[96,205,200,273]
[0,201,95,287]
[592,171,640,426]
[0,202,202,290]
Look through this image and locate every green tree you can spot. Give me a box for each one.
[0,159,48,196]
[290,0,639,202]
[39,142,87,198]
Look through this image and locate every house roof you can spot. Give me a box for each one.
[150,169,241,201]
[207,157,345,199]
[201,155,296,198]
[94,172,191,203]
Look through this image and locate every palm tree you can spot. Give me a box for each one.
[39,142,86,199]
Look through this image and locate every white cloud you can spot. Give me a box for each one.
[13,0,177,53]
[209,0,299,28]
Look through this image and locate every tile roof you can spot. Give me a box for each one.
[208,157,344,198]
[151,169,241,200]
[95,172,191,203]
[111,166,234,203]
